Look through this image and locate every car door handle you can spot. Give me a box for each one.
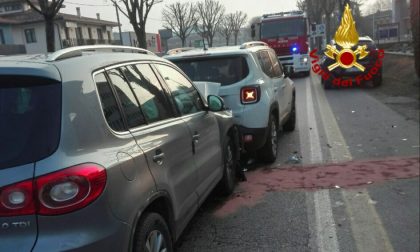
[192,133,200,143]
[153,151,165,165]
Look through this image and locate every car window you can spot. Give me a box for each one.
[0,76,61,169]
[95,73,126,132]
[257,50,275,78]
[120,64,172,124]
[154,64,204,115]
[106,69,146,128]
[268,50,283,77]
[173,56,249,86]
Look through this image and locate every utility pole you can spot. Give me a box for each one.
[114,2,123,45]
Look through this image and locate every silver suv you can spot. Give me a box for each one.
[166,42,296,163]
[0,45,239,252]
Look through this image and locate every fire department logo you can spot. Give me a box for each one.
[324,4,369,71]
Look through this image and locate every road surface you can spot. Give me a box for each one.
[175,73,419,252]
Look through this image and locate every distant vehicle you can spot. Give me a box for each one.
[0,45,239,252]
[166,42,296,163]
[320,36,383,88]
[253,11,311,76]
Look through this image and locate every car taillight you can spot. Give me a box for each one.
[0,180,35,216]
[241,86,260,104]
[0,164,106,217]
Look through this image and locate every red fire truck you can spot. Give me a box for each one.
[258,11,311,75]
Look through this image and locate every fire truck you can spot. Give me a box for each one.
[257,11,311,75]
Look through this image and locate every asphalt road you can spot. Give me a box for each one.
[175,73,419,252]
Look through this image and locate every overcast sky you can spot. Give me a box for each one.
[61,0,378,34]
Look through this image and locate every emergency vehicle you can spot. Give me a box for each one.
[258,11,311,75]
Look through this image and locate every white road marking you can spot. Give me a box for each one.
[305,77,340,252]
[311,74,394,252]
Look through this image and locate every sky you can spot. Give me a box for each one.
[61,0,378,34]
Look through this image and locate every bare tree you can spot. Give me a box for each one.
[111,0,162,49]
[297,0,323,24]
[218,14,234,45]
[231,11,248,45]
[162,2,197,47]
[196,0,225,47]
[25,0,64,52]
[321,0,336,43]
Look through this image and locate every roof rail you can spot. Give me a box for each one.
[46,45,156,62]
[240,41,268,49]
[166,47,195,55]
[262,11,304,19]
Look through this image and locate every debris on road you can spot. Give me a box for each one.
[392,125,397,128]
[287,152,302,164]
[327,143,332,148]
[402,138,408,141]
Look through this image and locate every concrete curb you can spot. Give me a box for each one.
[385,51,414,56]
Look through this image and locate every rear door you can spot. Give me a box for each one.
[153,64,223,203]
[257,50,283,119]
[0,75,61,251]
[267,49,291,120]
[106,64,200,227]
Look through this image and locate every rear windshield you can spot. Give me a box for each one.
[0,76,61,169]
[172,56,249,86]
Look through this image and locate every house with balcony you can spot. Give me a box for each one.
[0,0,118,54]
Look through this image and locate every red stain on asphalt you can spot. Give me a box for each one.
[214,156,419,217]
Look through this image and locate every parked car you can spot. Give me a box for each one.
[0,45,239,252]
[165,41,296,163]
[320,36,383,88]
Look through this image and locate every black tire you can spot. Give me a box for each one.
[133,212,173,252]
[217,136,237,195]
[283,97,296,132]
[373,74,382,87]
[258,114,278,163]
[322,78,333,89]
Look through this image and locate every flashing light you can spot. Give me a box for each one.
[292,47,298,52]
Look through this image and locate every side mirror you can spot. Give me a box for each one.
[283,65,289,78]
[207,95,225,112]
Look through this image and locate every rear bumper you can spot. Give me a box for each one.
[32,196,131,252]
[239,126,268,152]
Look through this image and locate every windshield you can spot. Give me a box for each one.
[261,18,306,38]
[0,76,61,169]
[172,56,249,86]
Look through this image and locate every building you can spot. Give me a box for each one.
[0,0,118,54]
[114,31,162,53]
[358,10,393,39]
[392,0,411,39]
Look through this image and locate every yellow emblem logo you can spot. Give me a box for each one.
[324,4,369,71]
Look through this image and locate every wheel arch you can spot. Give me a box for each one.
[129,191,176,251]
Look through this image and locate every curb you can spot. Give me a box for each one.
[384,51,414,56]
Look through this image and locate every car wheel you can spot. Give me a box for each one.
[218,136,237,195]
[322,78,333,89]
[133,212,173,252]
[258,114,278,163]
[373,74,382,87]
[283,97,296,132]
